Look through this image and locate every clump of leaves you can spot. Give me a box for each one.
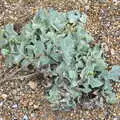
[0,9,120,110]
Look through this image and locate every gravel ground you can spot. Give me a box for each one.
[0,0,120,120]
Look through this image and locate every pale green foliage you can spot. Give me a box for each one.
[0,9,120,110]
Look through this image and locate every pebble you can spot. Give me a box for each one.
[101,42,109,52]
[22,115,29,120]
[33,104,39,109]
[12,89,17,95]
[1,94,7,100]
[12,104,18,109]
[0,101,3,106]
[29,101,34,106]
[111,48,115,55]
[85,5,89,12]
[31,113,36,117]
[113,117,120,120]
[30,113,37,120]
[27,81,37,90]
[112,0,119,3]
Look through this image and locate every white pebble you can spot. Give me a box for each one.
[12,104,18,109]
[22,115,29,120]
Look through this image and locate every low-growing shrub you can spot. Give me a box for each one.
[0,9,120,110]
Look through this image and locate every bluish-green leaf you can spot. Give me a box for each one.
[108,65,120,82]
[60,34,75,65]
[67,11,80,24]
[1,49,9,56]
[79,13,87,24]
[89,78,103,88]
[4,24,17,38]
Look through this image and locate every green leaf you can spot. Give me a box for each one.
[4,55,14,67]
[108,65,120,82]
[55,62,66,74]
[33,41,45,57]
[49,9,67,31]
[1,49,9,56]
[39,56,51,65]
[68,70,78,80]
[79,13,87,24]
[67,11,81,24]
[17,42,25,55]
[47,86,61,104]
[80,64,95,79]
[4,24,17,38]
[33,8,48,23]
[0,30,8,48]
[21,59,31,68]
[69,89,82,98]
[14,55,24,64]
[84,32,94,43]
[80,82,92,93]
[59,34,74,65]
[89,78,103,88]
[75,60,84,70]
[21,23,33,39]
[102,79,117,104]
[77,40,90,52]
[105,91,117,104]
[25,45,34,58]
[94,59,107,71]
[0,40,8,48]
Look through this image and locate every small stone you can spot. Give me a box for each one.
[22,115,29,120]
[111,49,115,55]
[104,45,109,52]
[29,101,34,106]
[1,94,7,99]
[30,113,37,120]
[101,42,109,52]
[0,101,3,106]
[31,113,36,117]
[0,118,3,120]
[31,117,37,120]
[12,104,18,109]
[113,117,120,120]
[28,81,37,90]
[112,0,119,3]
[85,5,89,12]
[33,104,39,109]
[13,117,17,120]
[20,99,28,107]
[70,113,74,116]
[12,89,17,95]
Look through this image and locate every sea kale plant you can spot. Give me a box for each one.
[0,9,120,110]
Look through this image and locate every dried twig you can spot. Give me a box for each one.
[9,72,38,80]
[0,72,38,85]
